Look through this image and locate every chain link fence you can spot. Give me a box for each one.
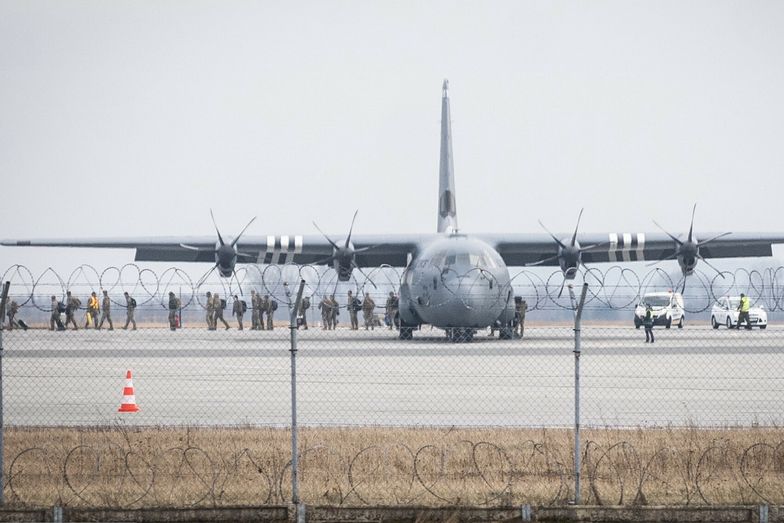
[1,268,784,509]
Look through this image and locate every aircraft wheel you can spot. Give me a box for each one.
[711,316,719,329]
[399,327,413,340]
[499,326,514,340]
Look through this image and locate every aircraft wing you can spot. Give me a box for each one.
[486,232,784,266]
[0,234,429,267]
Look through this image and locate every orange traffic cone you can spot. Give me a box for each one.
[118,369,140,413]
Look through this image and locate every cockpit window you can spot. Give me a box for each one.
[430,247,501,270]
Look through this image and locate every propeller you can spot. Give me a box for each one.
[188,210,257,295]
[312,210,379,287]
[528,208,606,297]
[650,203,730,293]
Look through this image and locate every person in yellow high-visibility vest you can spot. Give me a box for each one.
[736,293,752,330]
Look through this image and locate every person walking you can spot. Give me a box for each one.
[736,293,753,330]
[213,292,230,330]
[328,294,339,330]
[259,294,269,330]
[98,290,113,330]
[298,296,310,330]
[232,295,244,330]
[250,290,260,330]
[347,290,359,330]
[50,296,62,331]
[6,300,20,330]
[514,297,527,339]
[643,305,655,343]
[266,297,276,330]
[123,291,137,330]
[319,295,330,329]
[167,292,179,330]
[205,291,215,330]
[362,293,376,330]
[65,290,81,330]
[385,291,398,330]
[85,291,100,329]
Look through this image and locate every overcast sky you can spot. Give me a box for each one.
[2,1,784,275]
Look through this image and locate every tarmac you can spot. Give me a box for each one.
[2,323,782,428]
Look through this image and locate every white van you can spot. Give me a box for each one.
[634,291,685,329]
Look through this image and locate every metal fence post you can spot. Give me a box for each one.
[289,280,306,523]
[0,281,10,507]
[568,282,588,505]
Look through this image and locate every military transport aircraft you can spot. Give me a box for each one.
[4,80,784,341]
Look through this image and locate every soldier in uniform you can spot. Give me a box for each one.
[266,296,276,330]
[6,300,20,330]
[319,295,330,329]
[86,291,99,329]
[250,290,260,330]
[232,295,244,330]
[123,291,137,330]
[329,294,339,329]
[50,296,62,331]
[362,293,376,330]
[259,294,269,330]
[213,292,230,330]
[168,291,178,330]
[298,296,310,330]
[98,290,114,330]
[347,290,359,330]
[385,291,398,330]
[205,291,215,330]
[517,298,527,339]
[65,290,81,330]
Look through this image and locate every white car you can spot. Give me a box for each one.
[711,296,768,329]
[634,291,685,329]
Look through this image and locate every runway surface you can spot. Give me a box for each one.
[2,323,782,427]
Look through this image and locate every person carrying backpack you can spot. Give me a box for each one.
[232,295,244,330]
[123,291,137,330]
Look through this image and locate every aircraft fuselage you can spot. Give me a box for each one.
[399,235,515,329]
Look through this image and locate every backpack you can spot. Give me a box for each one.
[220,298,227,310]
[271,300,278,311]
[352,298,361,312]
[57,301,66,313]
[130,297,137,308]
[302,297,310,310]
[241,300,247,313]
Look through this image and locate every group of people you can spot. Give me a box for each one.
[317,291,399,331]
[43,290,139,331]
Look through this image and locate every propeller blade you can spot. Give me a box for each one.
[652,220,683,246]
[353,262,378,289]
[180,243,213,252]
[557,278,567,299]
[696,254,726,278]
[345,209,359,249]
[232,269,244,296]
[646,252,679,267]
[538,220,566,249]
[354,244,382,254]
[579,241,610,253]
[196,263,219,288]
[312,221,341,251]
[210,209,225,246]
[231,216,257,248]
[525,253,561,267]
[687,203,697,243]
[571,208,584,247]
[697,231,732,247]
[312,253,338,265]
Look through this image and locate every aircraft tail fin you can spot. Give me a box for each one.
[438,79,458,234]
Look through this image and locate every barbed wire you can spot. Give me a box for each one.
[4,264,784,313]
[6,438,783,508]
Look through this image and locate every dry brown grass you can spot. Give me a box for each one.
[4,425,784,508]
